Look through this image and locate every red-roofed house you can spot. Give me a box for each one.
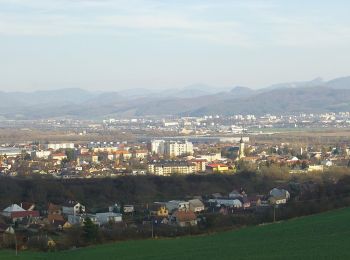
[51,153,67,162]
[1,204,39,222]
[206,163,229,173]
[172,210,197,227]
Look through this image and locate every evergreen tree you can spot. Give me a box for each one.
[83,217,98,243]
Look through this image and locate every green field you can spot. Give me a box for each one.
[2,207,350,259]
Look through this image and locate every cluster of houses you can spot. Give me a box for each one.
[0,186,291,242]
[0,184,294,251]
[0,201,123,234]
[148,199,205,227]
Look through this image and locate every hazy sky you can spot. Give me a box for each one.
[1,0,350,91]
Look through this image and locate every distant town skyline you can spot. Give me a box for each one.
[1,0,350,91]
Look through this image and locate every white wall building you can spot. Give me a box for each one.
[148,162,195,176]
[208,198,243,208]
[165,200,190,212]
[197,153,222,162]
[163,121,179,127]
[62,201,85,215]
[151,140,165,154]
[45,143,74,150]
[188,199,205,212]
[0,148,24,157]
[95,212,122,224]
[151,140,194,157]
[164,141,194,157]
[68,213,98,225]
[31,150,51,159]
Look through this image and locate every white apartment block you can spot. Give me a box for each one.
[164,141,194,157]
[31,150,51,159]
[151,140,194,157]
[45,143,74,150]
[148,162,195,176]
[151,140,165,154]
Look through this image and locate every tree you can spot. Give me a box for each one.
[301,161,308,170]
[83,217,98,243]
[24,153,31,161]
[65,149,75,162]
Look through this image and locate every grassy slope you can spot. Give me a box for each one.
[2,207,350,260]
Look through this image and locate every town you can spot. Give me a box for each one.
[1,114,350,251]
[0,119,348,178]
[2,0,350,257]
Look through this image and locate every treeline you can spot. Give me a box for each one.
[3,173,350,251]
[0,172,276,210]
[2,170,350,212]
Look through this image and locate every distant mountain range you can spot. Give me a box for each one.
[2,76,350,119]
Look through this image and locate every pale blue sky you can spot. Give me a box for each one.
[1,0,350,91]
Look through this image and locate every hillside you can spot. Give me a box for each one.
[2,207,350,259]
[2,75,350,119]
[189,86,350,116]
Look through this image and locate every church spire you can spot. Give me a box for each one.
[239,133,245,159]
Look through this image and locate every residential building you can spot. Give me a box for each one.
[95,212,122,224]
[45,143,74,150]
[113,150,132,160]
[47,203,64,223]
[188,199,205,213]
[164,141,194,157]
[172,210,197,227]
[151,140,165,154]
[148,161,196,176]
[197,153,222,162]
[189,159,207,172]
[0,148,23,157]
[62,201,85,215]
[208,198,243,208]
[206,163,229,173]
[76,153,99,164]
[93,147,119,153]
[229,190,243,199]
[269,188,290,205]
[248,196,262,207]
[165,200,190,212]
[51,153,67,162]
[1,204,39,222]
[31,150,51,159]
[133,150,148,159]
[68,213,98,225]
[163,121,179,127]
[241,197,251,209]
[123,205,134,213]
[149,203,169,217]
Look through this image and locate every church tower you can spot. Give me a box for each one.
[239,136,245,159]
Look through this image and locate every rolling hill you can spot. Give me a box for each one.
[1,207,350,259]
